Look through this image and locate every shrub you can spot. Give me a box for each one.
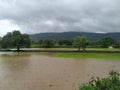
[78,70,120,90]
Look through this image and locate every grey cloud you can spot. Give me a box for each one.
[0,0,120,34]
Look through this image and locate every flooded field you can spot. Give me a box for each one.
[0,52,120,90]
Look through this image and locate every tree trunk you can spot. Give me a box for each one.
[82,44,86,51]
[17,45,20,52]
[78,46,80,52]
[83,47,85,51]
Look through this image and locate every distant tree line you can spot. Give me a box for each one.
[31,35,120,50]
[31,39,73,48]
[0,30,120,51]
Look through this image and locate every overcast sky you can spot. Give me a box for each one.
[0,0,120,36]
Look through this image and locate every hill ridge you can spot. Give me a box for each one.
[30,32,120,41]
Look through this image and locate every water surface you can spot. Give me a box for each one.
[0,52,120,90]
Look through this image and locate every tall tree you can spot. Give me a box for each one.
[1,30,31,51]
[73,35,88,51]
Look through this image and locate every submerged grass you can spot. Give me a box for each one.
[0,52,31,57]
[54,53,120,59]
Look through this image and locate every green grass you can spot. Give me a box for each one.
[86,48,120,51]
[54,53,120,59]
[25,47,120,51]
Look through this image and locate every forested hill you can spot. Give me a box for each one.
[30,32,120,41]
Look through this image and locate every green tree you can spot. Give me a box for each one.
[39,39,43,44]
[38,39,43,47]
[73,35,88,51]
[43,39,55,48]
[99,37,116,48]
[1,30,31,51]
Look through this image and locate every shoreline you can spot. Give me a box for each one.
[0,49,120,53]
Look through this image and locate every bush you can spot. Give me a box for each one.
[78,70,120,90]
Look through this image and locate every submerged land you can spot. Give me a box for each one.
[1,48,120,59]
[0,47,120,90]
[0,52,120,90]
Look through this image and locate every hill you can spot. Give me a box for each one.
[30,32,120,41]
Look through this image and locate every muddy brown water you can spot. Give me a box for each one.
[0,52,120,90]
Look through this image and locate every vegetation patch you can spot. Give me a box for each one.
[78,70,120,90]
[54,53,120,59]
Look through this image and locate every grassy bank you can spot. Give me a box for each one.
[54,53,120,59]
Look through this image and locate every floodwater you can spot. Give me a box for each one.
[0,52,120,90]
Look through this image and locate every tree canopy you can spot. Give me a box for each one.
[1,30,31,51]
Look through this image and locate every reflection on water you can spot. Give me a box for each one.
[0,52,30,71]
[0,52,120,90]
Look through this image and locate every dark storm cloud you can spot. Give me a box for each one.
[0,0,120,34]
